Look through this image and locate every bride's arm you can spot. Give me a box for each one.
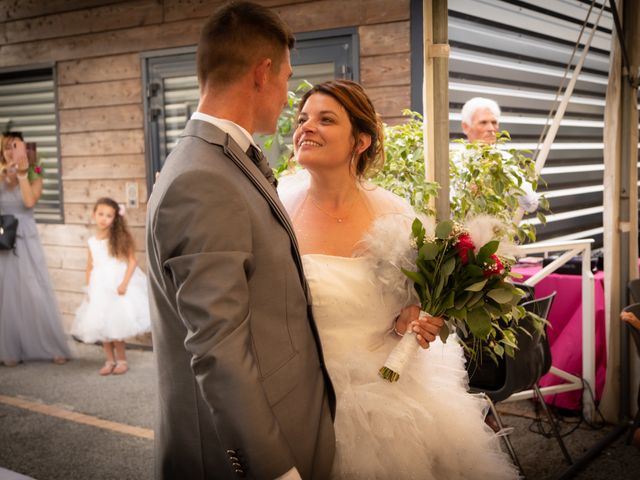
[394,305,444,349]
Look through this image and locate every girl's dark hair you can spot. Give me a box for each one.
[297,79,385,179]
[94,197,135,260]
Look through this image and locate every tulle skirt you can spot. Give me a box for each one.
[72,263,151,343]
[325,333,519,480]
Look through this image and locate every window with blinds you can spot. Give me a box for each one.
[143,28,358,193]
[0,66,63,223]
[413,0,638,247]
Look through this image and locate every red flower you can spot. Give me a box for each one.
[455,233,475,264]
[34,165,42,174]
[484,254,504,277]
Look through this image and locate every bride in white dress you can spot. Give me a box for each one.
[279,80,519,479]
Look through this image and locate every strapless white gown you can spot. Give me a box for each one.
[303,253,519,480]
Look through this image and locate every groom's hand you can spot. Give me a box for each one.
[396,305,444,349]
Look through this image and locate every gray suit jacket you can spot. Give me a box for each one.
[146,120,336,479]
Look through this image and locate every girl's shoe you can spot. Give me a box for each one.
[53,357,67,365]
[99,361,116,376]
[113,360,128,375]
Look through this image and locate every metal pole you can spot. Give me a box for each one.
[618,0,640,422]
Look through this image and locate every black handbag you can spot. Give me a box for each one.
[0,213,18,250]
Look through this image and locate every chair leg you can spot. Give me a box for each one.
[533,384,573,464]
[483,394,525,476]
[625,408,640,445]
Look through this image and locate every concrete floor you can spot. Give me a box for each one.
[0,342,638,480]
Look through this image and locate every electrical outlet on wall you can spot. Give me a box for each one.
[126,182,139,209]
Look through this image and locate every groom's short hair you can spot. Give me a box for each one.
[197,1,295,91]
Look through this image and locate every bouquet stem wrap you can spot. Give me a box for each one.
[379,311,431,382]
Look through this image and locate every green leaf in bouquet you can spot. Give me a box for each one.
[499,302,514,313]
[465,279,487,292]
[448,307,467,320]
[465,264,485,278]
[487,288,514,304]
[501,329,518,348]
[493,343,504,357]
[402,268,426,286]
[467,307,492,338]
[477,240,499,259]
[435,220,453,239]
[441,256,456,277]
[423,269,435,287]
[442,290,455,310]
[420,242,439,260]
[467,249,477,264]
[483,302,502,317]
[503,344,516,358]
[439,322,450,343]
[411,218,425,245]
[510,304,526,320]
[421,283,432,303]
[434,274,446,298]
[456,320,469,337]
[454,291,473,310]
[467,291,484,308]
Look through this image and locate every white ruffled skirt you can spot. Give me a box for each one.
[72,262,151,343]
[325,333,519,480]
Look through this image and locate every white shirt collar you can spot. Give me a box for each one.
[191,112,255,152]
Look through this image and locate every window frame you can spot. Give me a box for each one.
[141,28,359,195]
[0,63,64,224]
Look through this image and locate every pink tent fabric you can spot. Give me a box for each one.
[513,266,607,411]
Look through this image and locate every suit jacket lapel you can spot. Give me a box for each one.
[180,120,310,300]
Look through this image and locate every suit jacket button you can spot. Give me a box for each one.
[234,469,245,477]
[232,462,242,468]
[230,456,240,462]
[226,449,236,456]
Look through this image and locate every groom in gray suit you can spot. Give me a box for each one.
[146,2,336,479]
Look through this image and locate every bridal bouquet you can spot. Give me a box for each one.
[379,216,526,382]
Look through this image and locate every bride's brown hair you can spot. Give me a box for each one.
[94,197,135,260]
[297,80,385,179]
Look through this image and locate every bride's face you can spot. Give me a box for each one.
[293,93,356,172]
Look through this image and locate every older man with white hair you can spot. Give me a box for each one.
[461,97,501,144]
[457,96,540,213]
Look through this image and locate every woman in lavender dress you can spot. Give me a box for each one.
[0,132,71,366]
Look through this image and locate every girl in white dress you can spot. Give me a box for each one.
[72,197,150,375]
[279,80,519,479]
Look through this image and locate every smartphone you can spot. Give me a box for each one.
[26,142,37,165]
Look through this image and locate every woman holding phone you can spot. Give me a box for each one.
[0,132,72,366]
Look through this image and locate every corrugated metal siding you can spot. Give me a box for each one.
[0,68,62,222]
[447,0,633,246]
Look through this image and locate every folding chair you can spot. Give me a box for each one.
[468,292,573,474]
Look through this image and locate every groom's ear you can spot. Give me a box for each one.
[356,133,372,154]
[253,58,272,91]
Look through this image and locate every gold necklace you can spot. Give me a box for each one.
[307,191,359,223]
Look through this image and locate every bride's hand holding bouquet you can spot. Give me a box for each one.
[379,215,527,382]
[394,304,444,349]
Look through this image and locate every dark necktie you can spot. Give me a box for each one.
[247,144,278,190]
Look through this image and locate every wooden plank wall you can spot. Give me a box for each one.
[0,0,411,329]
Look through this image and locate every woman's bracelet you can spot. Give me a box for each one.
[16,172,28,180]
[17,168,28,174]
[393,318,405,337]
